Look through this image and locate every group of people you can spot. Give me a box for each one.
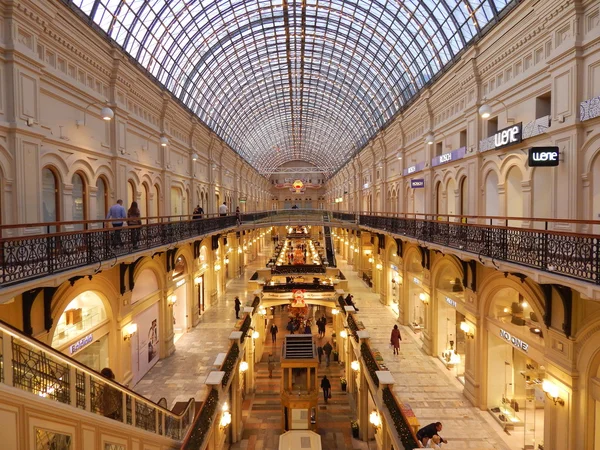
[218,202,242,225]
[316,341,334,366]
[344,293,359,311]
[315,316,327,337]
[106,199,142,248]
[286,317,312,334]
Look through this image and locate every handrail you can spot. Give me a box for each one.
[180,388,219,450]
[0,318,193,439]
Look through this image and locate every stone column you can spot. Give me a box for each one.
[357,331,371,441]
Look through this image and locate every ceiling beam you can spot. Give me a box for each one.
[260,167,335,175]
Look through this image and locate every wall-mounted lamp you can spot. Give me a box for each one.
[76,101,114,127]
[252,331,260,339]
[340,330,348,339]
[354,248,359,253]
[424,132,435,145]
[192,152,199,161]
[375,263,383,270]
[167,295,177,306]
[259,306,267,316]
[220,403,232,429]
[369,410,382,429]
[160,135,169,147]
[194,276,202,284]
[224,257,230,265]
[542,380,564,406]
[479,99,514,123]
[239,361,249,373]
[368,257,374,264]
[123,323,138,341]
[332,308,339,315]
[351,360,360,371]
[460,321,475,339]
[419,292,430,305]
[365,250,371,256]
[214,264,221,272]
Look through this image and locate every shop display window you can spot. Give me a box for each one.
[52,292,107,349]
[490,288,544,347]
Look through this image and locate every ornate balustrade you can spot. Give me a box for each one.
[347,314,360,342]
[382,387,420,449]
[270,264,326,274]
[360,342,380,388]
[0,320,193,440]
[333,212,600,285]
[220,342,240,387]
[181,388,219,450]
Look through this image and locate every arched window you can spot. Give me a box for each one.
[72,173,86,229]
[95,177,108,221]
[140,183,149,219]
[127,180,136,209]
[42,167,60,231]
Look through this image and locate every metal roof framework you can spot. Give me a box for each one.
[66,0,515,174]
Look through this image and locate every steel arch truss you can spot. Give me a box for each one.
[67,0,514,173]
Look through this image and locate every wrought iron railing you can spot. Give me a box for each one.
[382,387,420,449]
[181,388,219,450]
[347,313,360,343]
[221,342,240,387]
[262,283,335,292]
[360,342,380,388]
[0,215,236,287]
[270,264,327,274]
[0,321,194,441]
[2,210,599,288]
[335,212,600,285]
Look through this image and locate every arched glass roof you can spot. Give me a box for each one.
[67,0,515,175]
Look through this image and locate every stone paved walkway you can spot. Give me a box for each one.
[134,247,517,449]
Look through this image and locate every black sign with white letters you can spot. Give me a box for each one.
[528,147,559,167]
[492,123,522,150]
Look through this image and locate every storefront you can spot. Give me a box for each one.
[52,291,110,371]
[131,302,160,385]
[435,290,466,384]
[389,264,401,318]
[486,288,545,449]
[170,256,189,344]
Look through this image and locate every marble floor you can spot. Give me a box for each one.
[134,246,522,449]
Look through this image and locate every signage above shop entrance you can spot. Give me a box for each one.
[410,178,425,189]
[528,147,559,167]
[69,333,94,355]
[431,147,466,167]
[500,328,529,353]
[491,123,522,150]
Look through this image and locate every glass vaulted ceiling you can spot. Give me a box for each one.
[67,0,514,175]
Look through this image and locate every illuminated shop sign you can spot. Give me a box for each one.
[500,328,529,353]
[492,123,522,150]
[445,297,457,308]
[403,161,426,176]
[528,147,559,167]
[69,333,94,354]
[410,178,425,188]
[431,147,466,167]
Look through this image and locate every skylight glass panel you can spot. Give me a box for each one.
[66,0,515,173]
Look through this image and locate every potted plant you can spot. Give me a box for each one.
[351,420,359,438]
[340,377,347,392]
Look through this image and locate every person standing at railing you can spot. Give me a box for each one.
[127,201,141,249]
[219,202,228,216]
[235,207,241,225]
[100,367,122,421]
[106,200,126,247]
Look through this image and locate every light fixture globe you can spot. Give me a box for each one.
[160,136,169,147]
[424,132,435,145]
[101,106,114,121]
[478,103,492,119]
[192,152,199,161]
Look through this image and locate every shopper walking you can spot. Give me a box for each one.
[390,324,402,355]
[234,296,241,319]
[317,345,324,364]
[106,199,126,247]
[320,375,331,404]
[127,201,141,249]
[323,341,333,367]
[270,323,278,344]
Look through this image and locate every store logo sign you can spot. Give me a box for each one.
[492,123,522,150]
[69,333,93,354]
[410,179,425,188]
[403,161,426,176]
[445,297,457,308]
[431,147,466,167]
[500,328,529,353]
[528,147,559,167]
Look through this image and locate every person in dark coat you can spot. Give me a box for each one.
[390,324,402,355]
[416,422,447,447]
[323,341,333,367]
[270,323,278,344]
[234,296,241,319]
[320,375,331,403]
[317,346,324,363]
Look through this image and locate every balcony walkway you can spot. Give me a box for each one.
[134,248,517,449]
